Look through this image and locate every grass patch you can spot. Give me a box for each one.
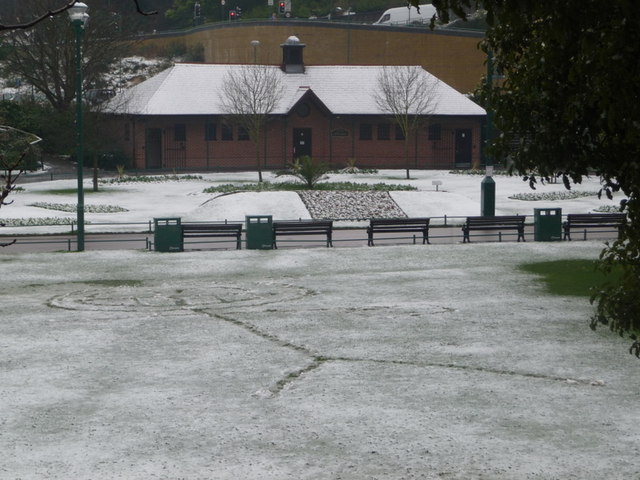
[203,181,416,194]
[39,188,83,195]
[39,188,115,195]
[519,259,623,297]
[84,279,144,287]
[27,279,143,288]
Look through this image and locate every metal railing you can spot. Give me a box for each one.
[0,214,625,252]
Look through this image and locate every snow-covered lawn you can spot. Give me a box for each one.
[4,169,624,233]
[1,170,638,478]
[2,240,639,478]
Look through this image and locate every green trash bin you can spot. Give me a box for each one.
[154,217,183,252]
[245,215,273,250]
[534,208,562,241]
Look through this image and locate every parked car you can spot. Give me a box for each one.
[373,4,437,26]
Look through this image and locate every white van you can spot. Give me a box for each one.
[373,4,437,26]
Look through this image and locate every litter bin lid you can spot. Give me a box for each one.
[246,215,273,223]
[533,208,561,214]
[154,217,182,223]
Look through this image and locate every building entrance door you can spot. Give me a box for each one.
[145,128,163,169]
[293,128,312,158]
[454,129,472,168]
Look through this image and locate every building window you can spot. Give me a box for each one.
[359,123,372,140]
[238,126,250,141]
[221,124,233,141]
[205,122,217,141]
[428,123,442,141]
[174,123,186,142]
[377,123,390,140]
[296,102,310,117]
[395,125,405,140]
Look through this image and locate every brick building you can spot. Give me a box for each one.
[108,36,486,171]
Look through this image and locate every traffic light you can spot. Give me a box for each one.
[278,1,285,13]
[193,1,201,17]
[229,9,237,20]
[235,6,242,18]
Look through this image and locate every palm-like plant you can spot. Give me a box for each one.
[281,155,329,189]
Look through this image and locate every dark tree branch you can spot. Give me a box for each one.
[132,0,158,17]
[0,238,17,247]
[0,1,76,31]
[0,151,27,248]
[0,0,157,31]
[1,153,26,207]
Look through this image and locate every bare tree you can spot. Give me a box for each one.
[0,126,42,247]
[2,0,139,114]
[0,0,156,31]
[220,65,285,182]
[375,66,440,179]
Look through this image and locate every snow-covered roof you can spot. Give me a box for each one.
[108,63,486,117]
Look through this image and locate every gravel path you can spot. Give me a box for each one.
[298,190,407,220]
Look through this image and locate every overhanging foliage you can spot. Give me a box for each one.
[435,0,640,343]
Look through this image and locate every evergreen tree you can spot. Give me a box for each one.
[433,0,640,339]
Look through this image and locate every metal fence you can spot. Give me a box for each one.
[0,214,625,253]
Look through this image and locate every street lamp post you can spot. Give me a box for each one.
[68,2,89,251]
[481,50,496,217]
[250,40,260,64]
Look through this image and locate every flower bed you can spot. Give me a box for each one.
[101,174,203,184]
[508,190,598,201]
[29,202,128,213]
[1,217,77,227]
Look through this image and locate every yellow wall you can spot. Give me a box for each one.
[139,22,486,94]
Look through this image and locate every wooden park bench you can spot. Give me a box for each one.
[272,220,333,249]
[182,222,243,250]
[563,213,627,241]
[462,215,526,243]
[367,217,430,246]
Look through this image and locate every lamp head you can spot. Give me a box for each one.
[68,2,89,27]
